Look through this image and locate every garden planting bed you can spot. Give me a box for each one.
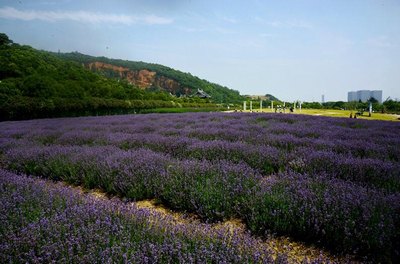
[1,112,399,262]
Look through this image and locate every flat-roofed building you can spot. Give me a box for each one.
[370,90,383,103]
[347,91,357,102]
[348,90,382,103]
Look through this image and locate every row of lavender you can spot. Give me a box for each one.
[2,114,399,192]
[3,145,398,260]
[1,169,289,263]
[3,113,400,162]
[1,112,399,260]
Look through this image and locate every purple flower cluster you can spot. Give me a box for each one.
[1,169,281,263]
[4,144,260,221]
[244,172,400,259]
[1,112,399,261]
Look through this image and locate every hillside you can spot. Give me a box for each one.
[246,94,280,102]
[55,52,244,103]
[0,33,242,120]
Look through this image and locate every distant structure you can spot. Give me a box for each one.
[194,89,211,99]
[245,94,280,101]
[321,94,325,104]
[348,90,382,103]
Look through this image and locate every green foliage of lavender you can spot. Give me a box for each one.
[1,112,399,261]
[0,169,281,263]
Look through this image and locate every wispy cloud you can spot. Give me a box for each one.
[259,33,273,38]
[220,16,237,24]
[268,20,312,29]
[177,26,206,33]
[141,15,173,25]
[367,36,396,48]
[212,12,238,24]
[0,6,173,25]
[215,27,236,34]
[255,17,312,29]
[178,25,235,35]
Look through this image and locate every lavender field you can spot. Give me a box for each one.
[2,169,300,263]
[1,112,399,262]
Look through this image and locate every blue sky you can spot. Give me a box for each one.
[1,0,399,102]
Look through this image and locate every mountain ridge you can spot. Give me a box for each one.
[0,33,283,120]
[55,51,243,102]
[0,33,230,120]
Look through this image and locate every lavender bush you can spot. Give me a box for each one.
[1,169,281,263]
[1,112,399,261]
[244,172,400,260]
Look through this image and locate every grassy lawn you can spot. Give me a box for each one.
[246,108,400,121]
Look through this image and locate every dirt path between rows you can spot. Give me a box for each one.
[82,187,357,263]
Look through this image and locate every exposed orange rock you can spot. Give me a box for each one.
[87,61,189,95]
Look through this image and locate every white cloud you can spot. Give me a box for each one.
[267,20,312,29]
[220,16,237,24]
[259,33,273,38]
[254,16,266,23]
[142,15,173,25]
[0,6,173,25]
[254,16,312,29]
[286,20,313,29]
[177,26,206,33]
[367,36,396,48]
[215,27,236,34]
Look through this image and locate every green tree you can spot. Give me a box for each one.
[383,100,400,113]
[368,97,379,104]
[0,33,12,46]
[21,74,58,98]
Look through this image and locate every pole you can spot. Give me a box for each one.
[243,101,246,111]
[369,102,372,117]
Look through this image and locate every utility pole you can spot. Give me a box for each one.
[369,101,372,117]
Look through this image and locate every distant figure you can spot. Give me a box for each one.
[354,114,357,119]
[349,113,353,118]
[290,107,293,113]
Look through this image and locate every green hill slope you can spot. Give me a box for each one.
[55,52,244,103]
[0,33,242,120]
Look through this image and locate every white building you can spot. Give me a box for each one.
[348,91,357,102]
[370,90,383,103]
[348,90,382,103]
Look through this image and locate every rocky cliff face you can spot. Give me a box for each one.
[87,62,191,95]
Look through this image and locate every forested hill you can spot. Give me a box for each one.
[55,52,243,103]
[0,33,242,120]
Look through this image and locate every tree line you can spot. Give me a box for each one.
[244,95,400,114]
[56,52,245,104]
[301,100,400,114]
[0,33,222,121]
